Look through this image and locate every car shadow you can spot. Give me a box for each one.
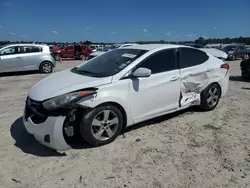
[10,106,204,154]
[0,70,39,77]
[10,117,66,157]
[229,76,250,83]
[124,106,203,134]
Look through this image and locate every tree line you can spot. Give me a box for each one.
[0,37,250,46]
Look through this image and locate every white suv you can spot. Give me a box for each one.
[0,44,56,73]
[23,44,229,150]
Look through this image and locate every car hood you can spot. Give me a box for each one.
[28,69,112,101]
[200,48,228,59]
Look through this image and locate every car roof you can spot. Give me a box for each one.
[2,43,48,47]
[123,44,184,51]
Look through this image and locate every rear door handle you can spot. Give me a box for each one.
[16,56,22,59]
[170,76,179,81]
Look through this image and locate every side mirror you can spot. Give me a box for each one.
[132,67,151,77]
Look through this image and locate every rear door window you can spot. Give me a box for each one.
[179,47,209,69]
[21,46,42,53]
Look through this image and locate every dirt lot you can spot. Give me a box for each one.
[0,59,249,188]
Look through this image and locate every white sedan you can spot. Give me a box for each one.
[23,44,229,150]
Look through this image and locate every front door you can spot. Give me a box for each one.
[0,46,24,72]
[64,45,74,58]
[129,49,181,123]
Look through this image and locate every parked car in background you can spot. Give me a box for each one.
[184,43,204,48]
[240,59,250,80]
[184,43,228,60]
[222,45,249,60]
[0,44,56,74]
[23,44,229,150]
[205,43,223,49]
[87,43,138,60]
[51,44,92,61]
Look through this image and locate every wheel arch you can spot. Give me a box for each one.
[40,60,55,68]
[95,101,128,131]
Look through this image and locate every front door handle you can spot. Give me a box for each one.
[206,68,214,72]
[170,76,179,81]
[16,56,22,59]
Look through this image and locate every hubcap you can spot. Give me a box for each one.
[91,110,119,141]
[207,87,219,107]
[42,63,52,73]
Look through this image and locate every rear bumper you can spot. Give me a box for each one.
[220,71,230,97]
[23,108,71,151]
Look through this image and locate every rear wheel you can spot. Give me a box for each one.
[200,83,221,111]
[39,61,53,74]
[80,104,123,146]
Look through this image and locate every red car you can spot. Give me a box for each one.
[51,44,92,60]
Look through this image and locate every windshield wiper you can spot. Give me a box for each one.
[75,69,104,77]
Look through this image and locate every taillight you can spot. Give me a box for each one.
[220,63,229,70]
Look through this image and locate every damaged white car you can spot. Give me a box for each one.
[23,44,229,151]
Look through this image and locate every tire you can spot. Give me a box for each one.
[232,55,236,61]
[80,104,123,146]
[80,54,86,60]
[200,83,221,111]
[54,54,60,61]
[39,61,53,74]
[243,54,249,60]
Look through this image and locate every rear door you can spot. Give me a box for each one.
[236,46,246,58]
[178,47,211,106]
[20,45,43,70]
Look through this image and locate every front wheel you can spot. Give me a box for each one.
[200,83,221,111]
[80,105,123,146]
[79,54,86,60]
[54,54,60,61]
[243,54,249,60]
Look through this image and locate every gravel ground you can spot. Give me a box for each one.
[0,59,249,188]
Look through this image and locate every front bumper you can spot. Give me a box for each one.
[23,108,71,151]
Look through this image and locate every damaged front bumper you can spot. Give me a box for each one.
[23,100,71,151]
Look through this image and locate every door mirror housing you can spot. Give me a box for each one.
[132,67,151,77]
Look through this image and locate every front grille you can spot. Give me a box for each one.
[25,97,48,124]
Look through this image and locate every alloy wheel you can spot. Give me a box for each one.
[207,87,219,108]
[91,110,119,141]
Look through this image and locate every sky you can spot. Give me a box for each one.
[0,0,249,42]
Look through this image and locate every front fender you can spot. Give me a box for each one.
[77,95,133,126]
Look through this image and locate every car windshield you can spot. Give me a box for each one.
[71,48,148,77]
[223,45,236,51]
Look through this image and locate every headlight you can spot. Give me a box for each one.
[228,51,234,54]
[42,90,96,110]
